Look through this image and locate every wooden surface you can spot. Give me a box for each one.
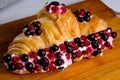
[0,0,120,80]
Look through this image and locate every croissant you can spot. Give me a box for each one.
[3,1,117,74]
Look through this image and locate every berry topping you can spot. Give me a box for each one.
[72,53,77,59]
[3,53,11,63]
[12,56,20,63]
[58,67,64,70]
[91,40,99,48]
[45,2,66,14]
[20,54,28,62]
[54,58,63,66]
[64,41,69,46]
[25,62,34,73]
[38,57,49,66]
[50,44,59,52]
[82,50,86,55]
[74,9,91,22]
[66,46,73,53]
[38,49,46,57]
[97,48,101,53]
[106,27,112,32]
[92,51,99,56]
[43,66,48,70]
[78,41,84,47]
[87,34,95,41]
[74,37,80,44]
[8,63,17,71]
[101,34,109,41]
[111,32,117,38]
[55,52,62,58]
[98,31,104,35]
[16,63,23,70]
[23,21,42,36]
[50,1,60,6]
[104,41,110,47]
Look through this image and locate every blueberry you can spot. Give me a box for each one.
[54,58,63,66]
[101,34,109,41]
[50,1,60,6]
[92,51,99,56]
[97,48,101,53]
[106,27,112,32]
[35,29,42,35]
[111,32,117,38]
[43,66,48,70]
[87,34,95,41]
[74,10,79,17]
[84,16,90,22]
[3,53,11,63]
[82,50,86,55]
[91,40,99,48]
[38,49,46,57]
[50,45,59,52]
[72,53,77,59]
[38,57,49,66]
[64,41,69,46]
[78,42,84,47]
[24,30,31,36]
[55,52,62,58]
[20,54,28,62]
[104,41,110,47]
[25,62,34,73]
[85,11,91,17]
[74,37,80,44]
[66,46,73,53]
[98,31,104,35]
[78,17,84,22]
[58,67,64,70]
[8,63,17,71]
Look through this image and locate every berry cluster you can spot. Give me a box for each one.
[74,9,91,22]
[23,21,42,36]
[45,1,66,14]
[3,28,117,74]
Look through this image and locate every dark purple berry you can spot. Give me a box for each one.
[92,51,99,56]
[8,63,17,71]
[106,27,112,32]
[85,11,91,17]
[43,66,48,70]
[66,46,73,53]
[54,58,63,66]
[74,10,79,17]
[97,48,101,53]
[50,1,60,6]
[72,53,77,59]
[87,34,95,41]
[111,32,117,38]
[20,54,28,62]
[82,50,86,55]
[38,57,49,66]
[3,53,11,63]
[50,44,59,52]
[78,17,84,22]
[104,41,110,47]
[78,42,84,47]
[74,37,80,44]
[16,63,23,70]
[101,34,108,41]
[38,49,46,57]
[25,62,34,73]
[58,67,64,70]
[84,16,90,22]
[98,31,104,35]
[64,41,69,46]
[24,30,31,36]
[91,40,99,48]
[24,24,28,28]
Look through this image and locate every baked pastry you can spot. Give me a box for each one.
[3,1,117,74]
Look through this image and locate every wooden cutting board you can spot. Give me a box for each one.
[0,0,120,80]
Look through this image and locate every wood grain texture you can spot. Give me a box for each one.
[0,0,120,80]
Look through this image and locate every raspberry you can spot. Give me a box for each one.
[76,50,82,58]
[84,39,90,46]
[66,54,71,60]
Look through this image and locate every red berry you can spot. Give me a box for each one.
[98,38,103,44]
[79,9,85,16]
[108,45,113,49]
[16,63,23,70]
[61,6,66,14]
[66,54,71,60]
[100,44,105,50]
[51,6,59,13]
[33,58,38,64]
[76,50,82,58]
[84,39,90,46]
[28,52,37,58]
[86,47,93,54]
[47,52,55,60]
[73,45,79,50]
[12,56,20,63]
[69,41,75,46]
[59,44,66,51]
[49,61,56,71]
[28,25,35,31]
[35,64,41,71]
[80,36,87,41]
